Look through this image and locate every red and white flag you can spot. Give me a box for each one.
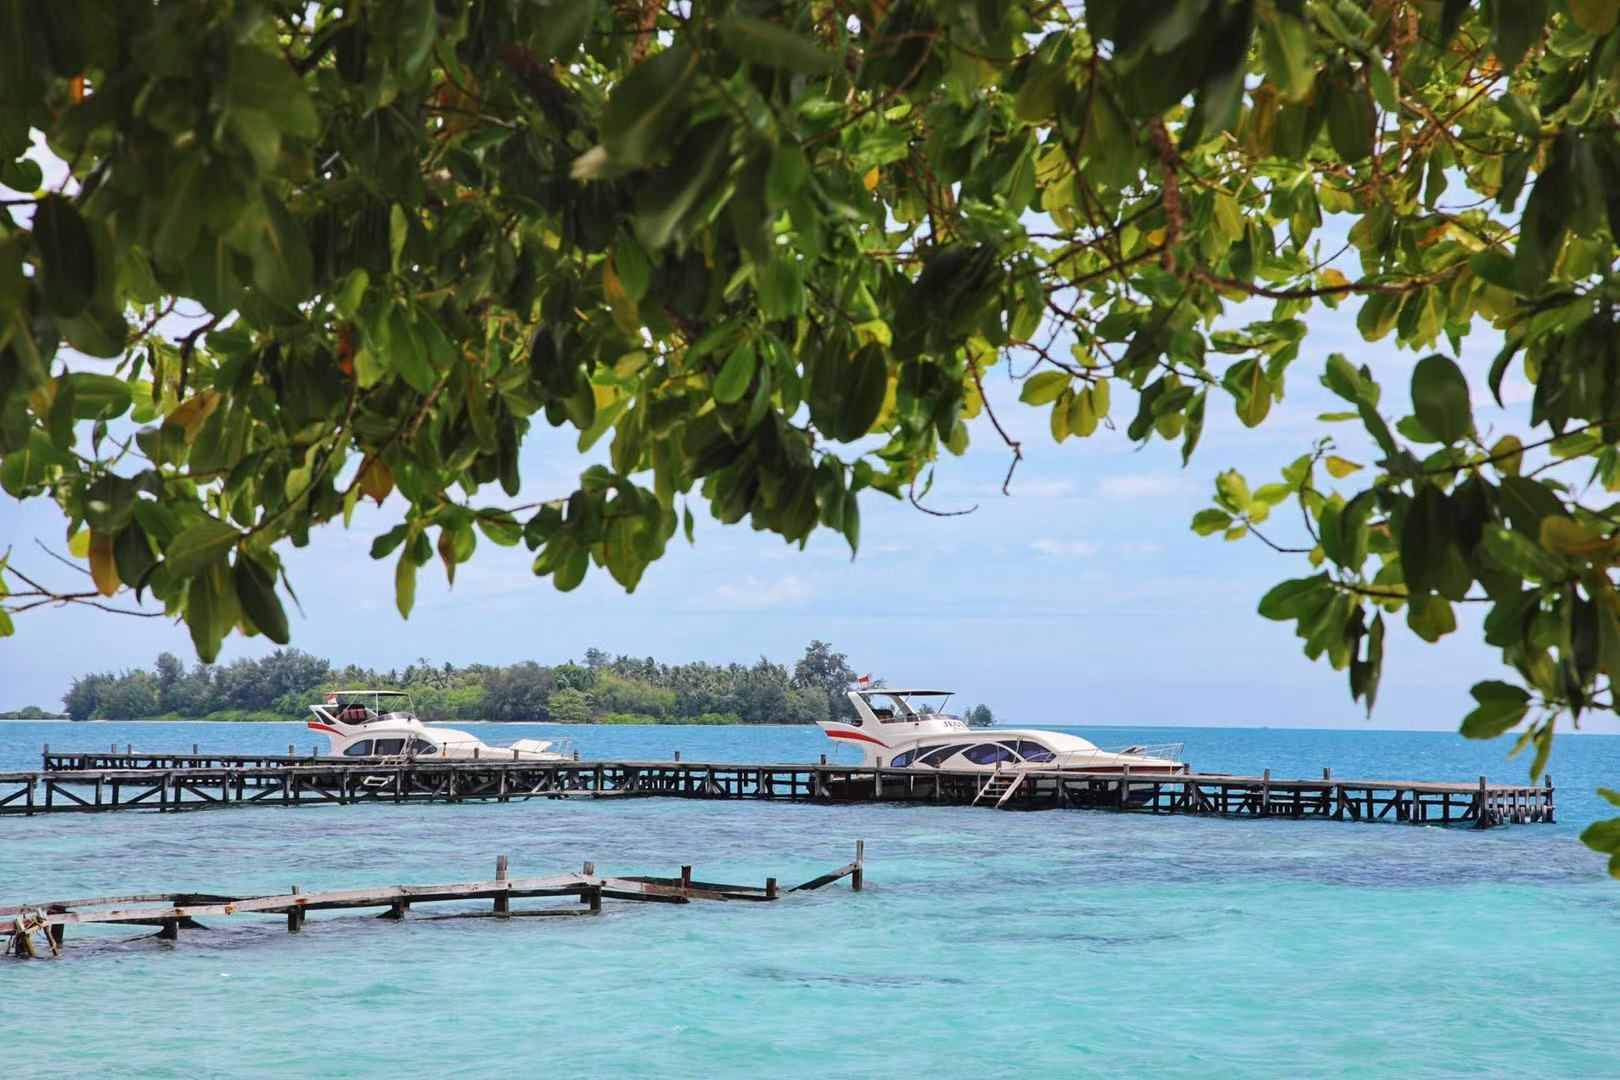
[324,692,338,705]
[856,674,872,688]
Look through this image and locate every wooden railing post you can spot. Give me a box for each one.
[852,840,864,891]
[494,855,509,918]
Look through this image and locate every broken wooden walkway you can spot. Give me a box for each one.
[3,845,865,959]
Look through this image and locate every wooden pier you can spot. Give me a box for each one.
[0,750,1554,828]
[3,846,866,959]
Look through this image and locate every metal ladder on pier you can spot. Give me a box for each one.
[973,771,1024,809]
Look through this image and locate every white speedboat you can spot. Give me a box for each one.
[818,687,1186,773]
[306,690,570,761]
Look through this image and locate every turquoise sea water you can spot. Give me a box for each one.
[2,721,1618,1078]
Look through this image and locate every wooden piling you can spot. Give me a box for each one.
[288,885,304,932]
[852,840,864,892]
[494,855,510,918]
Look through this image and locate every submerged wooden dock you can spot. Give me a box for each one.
[3,846,866,959]
[0,749,1554,827]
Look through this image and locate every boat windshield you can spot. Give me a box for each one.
[859,690,954,720]
[322,691,415,723]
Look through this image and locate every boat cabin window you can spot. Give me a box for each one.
[373,738,406,755]
[918,743,971,767]
[342,739,374,757]
[871,707,894,721]
[891,748,917,767]
[963,743,1018,766]
[409,738,437,755]
[1015,740,1056,763]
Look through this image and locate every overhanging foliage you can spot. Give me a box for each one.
[5,2,1620,865]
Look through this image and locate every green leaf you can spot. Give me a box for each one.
[1490,0,1547,73]
[0,431,71,497]
[1258,573,1333,620]
[531,0,598,57]
[389,205,409,273]
[1020,371,1069,405]
[251,192,314,308]
[1460,680,1531,739]
[717,15,842,76]
[599,45,696,168]
[185,562,232,663]
[229,46,317,138]
[163,518,241,579]
[757,258,805,320]
[1580,818,1620,857]
[1515,134,1588,294]
[33,194,96,317]
[1410,354,1472,444]
[1570,0,1619,34]
[233,553,289,644]
[633,121,731,250]
[1482,526,1564,581]
[766,142,809,208]
[840,344,888,442]
[65,373,131,420]
[1191,508,1232,536]
[395,549,417,619]
[714,340,757,404]
[113,521,157,591]
[1401,484,1451,594]
[1406,592,1456,642]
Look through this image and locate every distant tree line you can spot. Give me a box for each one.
[0,705,68,719]
[59,641,883,725]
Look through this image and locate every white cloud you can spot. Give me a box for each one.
[701,575,813,610]
[1116,542,1164,557]
[1095,473,1198,499]
[1031,539,1101,557]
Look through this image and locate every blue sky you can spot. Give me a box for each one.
[6,258,1601,736]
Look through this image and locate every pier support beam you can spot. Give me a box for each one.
[494,856,509,918]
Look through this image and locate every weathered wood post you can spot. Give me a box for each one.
[674,750,681,762]
[852,840,864,892]
[288,743,295,756]
[588,884,602,913]
[126,743,133,755]
[680,865,692,894]
[287,886,304,932]
[41,743,47,770]
[1118,764,1130,810]
[494,855,509,918]
[1546,773,1555,823]
[158,917,179,941]
[765,877,778,900]
[1261,768,1271,817]
[192,743,199,756]
[1476,776,1489,828]
[819,753,827,765]
[874,760,883,799]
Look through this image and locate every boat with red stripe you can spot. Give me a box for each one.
[817,685,1186,775]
